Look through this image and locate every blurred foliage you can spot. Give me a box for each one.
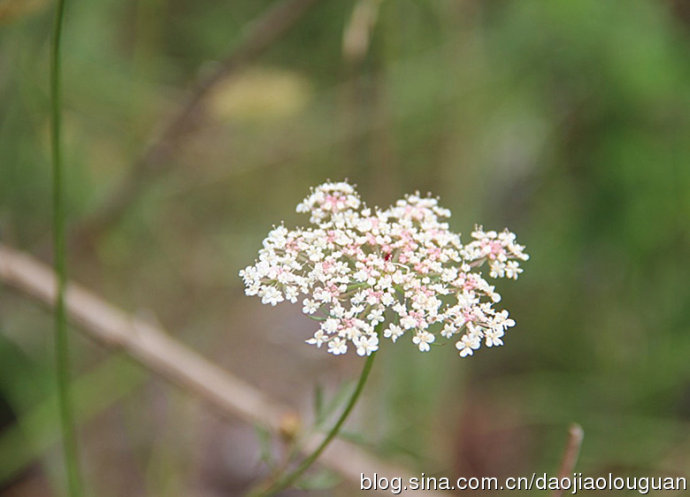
[1,0,690,495]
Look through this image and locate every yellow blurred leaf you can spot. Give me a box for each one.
[207,67,311,123]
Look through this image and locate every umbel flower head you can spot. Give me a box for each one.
[240,181,529,358]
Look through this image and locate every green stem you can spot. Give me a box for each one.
[51,1,84,496]
[249,347,378,497]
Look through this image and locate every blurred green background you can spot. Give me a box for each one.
[1,0,689,495]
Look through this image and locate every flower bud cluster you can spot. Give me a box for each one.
[240,182,528,357]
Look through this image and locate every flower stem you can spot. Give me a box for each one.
[51,0,84,496]
[249,349,378,497]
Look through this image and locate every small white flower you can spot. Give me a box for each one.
[351,291,367,304]
[284,286,298,303]
[492,310,515,331]
[400,315,417,330]
[259,286,283,306]
[322,318,339,334]
[245,282,260,296]
[383,324,404,342]
[341,325,362,341]
[505,260,523,280]
[377,275,393,290]
[484,328,504,347]
[392,303,406,315]
[306,330,328,348]
[456,334,480,357]
[302,299,319,314]
[441,267,458,282]
[441,323,457,339]
[367,309,384,324]
[328,338,348,355]
[412,331,435,352]
[354,335,379,356]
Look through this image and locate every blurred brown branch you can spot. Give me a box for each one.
[551,423,584,497]
[0,244,451,497]
[71,0,324,249]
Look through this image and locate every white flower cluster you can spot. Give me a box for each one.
[240,181,529,357]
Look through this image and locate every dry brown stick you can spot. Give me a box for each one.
[0,244,450,497]
[0,244,290,430]
[551,423,584,497]
[72,0,323,247]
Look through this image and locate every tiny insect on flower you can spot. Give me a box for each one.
[240,181,529,357]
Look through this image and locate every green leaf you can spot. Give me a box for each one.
[313,383,324,424]
[295,469,341,490]
[315,380,356,427]
[337,429,373,448]
[253,424,276,469]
